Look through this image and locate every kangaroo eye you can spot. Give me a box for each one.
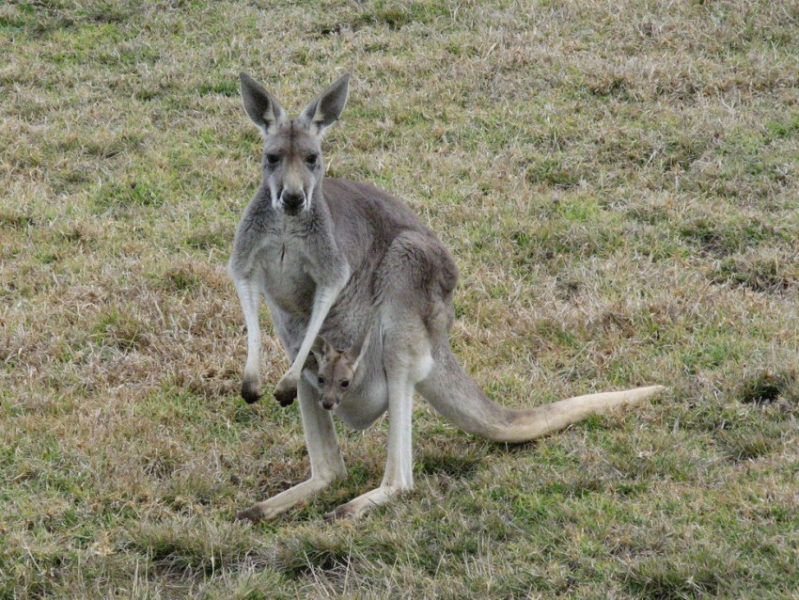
[340,380,350,389]
[266,153,281,166]
[305,154,318,167]
[317,376,326,385]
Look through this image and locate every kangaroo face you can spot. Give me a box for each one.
[239,72,350,216]
[261,123,322,215]
[315,347,356,410]
[311,329,372,411]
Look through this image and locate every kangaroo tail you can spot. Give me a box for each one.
[416,345,665,444]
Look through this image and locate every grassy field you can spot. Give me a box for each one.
[2,0,798,597]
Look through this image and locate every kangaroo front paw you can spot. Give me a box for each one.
[274,373,298,407]
[241,374,262,404]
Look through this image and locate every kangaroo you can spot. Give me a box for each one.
[229,72,665,522]
[310,329,372,412]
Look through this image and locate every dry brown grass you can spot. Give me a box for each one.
[2,0,798,597]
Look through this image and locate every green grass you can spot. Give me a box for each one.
[2,0,799,597]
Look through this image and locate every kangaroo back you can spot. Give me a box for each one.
[417,345,664,443]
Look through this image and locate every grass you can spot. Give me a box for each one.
[2,0,798,597]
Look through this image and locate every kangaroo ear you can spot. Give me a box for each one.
[310,336,326,364]
[240,73,286,136]
[311,336,337,363]
[348,327,372,373]
[299,72,350,137]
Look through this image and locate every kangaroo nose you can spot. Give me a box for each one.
[282,191,305,212]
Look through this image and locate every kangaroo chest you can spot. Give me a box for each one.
[258,237,316,317]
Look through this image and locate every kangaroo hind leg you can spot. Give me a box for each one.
[327,233,443,520]
[327,351,418,521]
[236,376,346,522]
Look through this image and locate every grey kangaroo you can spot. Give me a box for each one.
[229,72,665,522]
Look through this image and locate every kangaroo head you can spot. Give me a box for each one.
[311,329,371,410]
[239,72,350,216]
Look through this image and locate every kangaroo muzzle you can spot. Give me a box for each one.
[280,189,306,214]
[321,395,338,410]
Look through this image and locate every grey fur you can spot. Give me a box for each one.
[229,73,665,522]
